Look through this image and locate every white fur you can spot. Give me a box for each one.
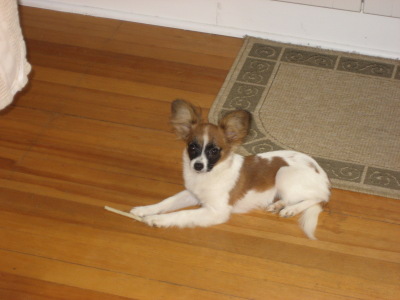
[130,103,330,239]
[130,149,330,239]
[131,150,243,228]
[190,131,210,173]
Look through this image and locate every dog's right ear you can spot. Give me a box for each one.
[170,99,202,140]
[219,110,251,146]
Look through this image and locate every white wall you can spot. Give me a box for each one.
[275,0,363,11]
[20,0,400,59]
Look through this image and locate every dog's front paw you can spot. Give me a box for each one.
[130,206,155,218]
[142,215,172,228]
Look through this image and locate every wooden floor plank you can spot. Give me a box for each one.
[25,115,183,183]
[0,251,241,300]
[329,188,400,224]
[0,107,56,171]
[2,210,396,300]
[0,272,136,300]
[0,5,399,300]
[19,6,121,50]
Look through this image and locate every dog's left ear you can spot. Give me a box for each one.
[170,99,202,140]
[219,110,251,146]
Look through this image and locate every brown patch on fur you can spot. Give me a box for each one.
[218,110,251,146]
[187,124,207,144]
[229,156,289,205]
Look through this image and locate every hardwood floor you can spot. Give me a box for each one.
[0,6,399,300]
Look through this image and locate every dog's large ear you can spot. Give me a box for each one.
[219,110,251,146]
[170,99,202,140]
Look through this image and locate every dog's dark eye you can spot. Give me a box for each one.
[187,142,201,160]
[210,147,220,156]
[189,143,197,151]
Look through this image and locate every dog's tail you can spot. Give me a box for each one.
[299,204,323,240]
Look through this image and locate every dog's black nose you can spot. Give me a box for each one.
[194,162,204,171]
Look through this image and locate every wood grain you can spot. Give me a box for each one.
[0,6,399,300]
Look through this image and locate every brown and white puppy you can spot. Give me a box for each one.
[130,100,331,239]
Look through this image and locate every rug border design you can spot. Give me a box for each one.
[210,37,400,200]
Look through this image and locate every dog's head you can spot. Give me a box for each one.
[170,99,251,173]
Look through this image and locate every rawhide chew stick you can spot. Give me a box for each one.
[104,206,143,222]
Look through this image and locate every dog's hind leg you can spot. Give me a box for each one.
[130,190,199,217]
[278,199,321,218]
[266,199,285,213]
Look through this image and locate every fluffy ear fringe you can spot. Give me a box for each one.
[170,99,202,140]
[219,110,251,146]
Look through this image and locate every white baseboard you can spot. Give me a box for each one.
[19,0,400,60]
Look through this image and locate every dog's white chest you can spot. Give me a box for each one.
[183,152,243,206]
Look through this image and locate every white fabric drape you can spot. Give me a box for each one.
[0,0,31,110]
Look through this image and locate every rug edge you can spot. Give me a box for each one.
[208,36,400,200]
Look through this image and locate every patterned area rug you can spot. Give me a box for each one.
[209,37,400,199]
